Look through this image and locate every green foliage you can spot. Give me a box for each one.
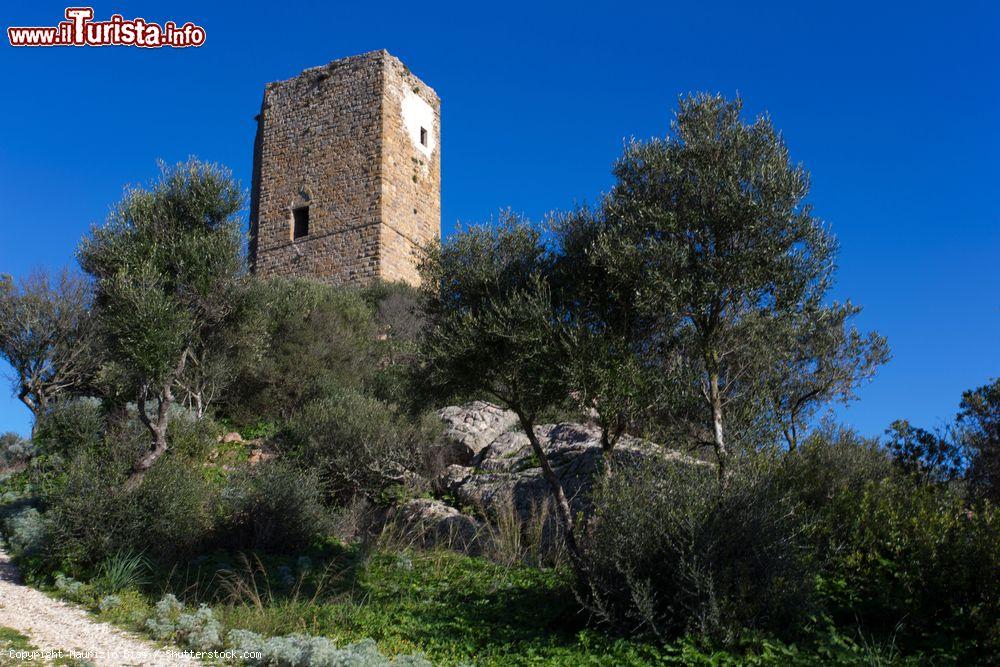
[762,304,889,450]
[0,626,37,655]
[217,460,329,553]
[79,158,244,391]
[419,214,568,419]
[0,269,99,421]
[1,502,47,558]
[78,158,249,474]
[584,456,814,642]
[958,377,1000,502]
[32,397,105,459]
[815,475,1000,658]
[362,281,428,409]
[779,423,892,525]
[601,94,885,467]
[146,594,223,650]
[283,388,441,502]
[228,632,431,667]
[163,405,219,460]
[551,208,660,461]
[778,426,999,659]
[419,214,586,570]
[223,278,379,424]
[94,551,150,594]
[40,452,213,573]
[884,419,962,481]
[0,432,34,469]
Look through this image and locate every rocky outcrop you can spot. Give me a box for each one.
[408,401,708,553]
[436,401,520,465]
[436,420,693,527]
[390,498,484,554]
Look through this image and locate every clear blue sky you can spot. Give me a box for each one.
[1,1,997,438]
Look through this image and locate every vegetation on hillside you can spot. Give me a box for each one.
[0,96,997,665]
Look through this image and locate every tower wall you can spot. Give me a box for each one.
[249,51,440,287]
[378,55,442,285]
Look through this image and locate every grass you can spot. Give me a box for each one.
[129,546,913,666]
[146,545,662,665]
[19,542,928,666]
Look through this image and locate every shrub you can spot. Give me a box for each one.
[129,456,214,559]
[41,452,213,572]
[146,594,222,650]
[164,405,219,460]
[39,451,129,571]
[362,281,426,408]
[583,455,814,642]
[816,475,1000,658]
[93,551,150,594]
[1,503,47,557]
[32,397,104,459]
[778,426,1000,658]
[0,432,34,469]
[227,631,432,667]
[283,388,441,502]
[222,278,379,424]
[145,593,184,639]
[781,424,892,553]
[217,460,328,553]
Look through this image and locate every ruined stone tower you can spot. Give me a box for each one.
[249,50,440,287]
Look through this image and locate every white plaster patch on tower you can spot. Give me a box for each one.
[400,88,436,158]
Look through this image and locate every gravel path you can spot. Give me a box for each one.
[0,549,200,666]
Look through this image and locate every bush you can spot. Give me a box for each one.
[163,405,219,460]
[227,631,431,667]
[146,594,222,650]
[815,475,1000,658]
[362,281,426,408]
[778,426,1000,658]
[222,278,379,424]
[781,424,892,552]
[32,397,104,459]
[583,456,814,642]
[1,502,47,557]
[131,457,214,558]
[40,452,213,573]
[0,432,34,469]
[217,460,329,553]
[283,388,441,502]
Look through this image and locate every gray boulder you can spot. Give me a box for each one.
[390,498,484,554]
[442,422,677,525]
[436,401,519,465]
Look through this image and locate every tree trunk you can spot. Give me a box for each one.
[599,426,615,477]
[18,389,40,437]
[708,369,728,481]
[129,388,172,489]
[515,411,588,581]
[127,350,188,488]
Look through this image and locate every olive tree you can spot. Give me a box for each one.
[0,269,99,430]
[608,94,843,476]
[764,302,889,449]
[78,159,246,484]
[552,207,659,473]
[419,214,586,575]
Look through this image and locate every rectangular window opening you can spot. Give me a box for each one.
[292,206,310,240]
[420,127,428,146]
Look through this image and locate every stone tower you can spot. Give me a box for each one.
[249,50,440,287]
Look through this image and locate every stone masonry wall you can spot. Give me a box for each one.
[249,51,440,287]
[379,54,442,285]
